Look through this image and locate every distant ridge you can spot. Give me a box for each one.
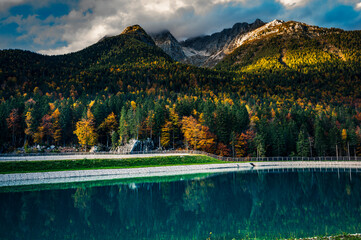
[151,19,265,67]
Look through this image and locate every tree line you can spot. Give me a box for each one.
[1,91,360,157]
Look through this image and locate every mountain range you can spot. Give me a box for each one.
[149,18,356,70]
[0,18,360,101]
[150,18,265,67]
[1,18,361,156]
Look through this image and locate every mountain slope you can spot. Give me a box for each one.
[215,20,359,72]
[215,20,361,101]
[0,25,174,98]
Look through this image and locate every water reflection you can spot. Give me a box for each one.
[1,170,361,240]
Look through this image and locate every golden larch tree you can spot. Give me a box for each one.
[51,108,62,144]
[74,109,98,151]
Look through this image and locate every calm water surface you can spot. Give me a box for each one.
[1,170,361,240]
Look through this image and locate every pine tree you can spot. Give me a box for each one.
[314,120,327,156]
[254,133,266,158]
[59,102,73,145]
[296,127,309,157]
[215,104,231,144]
[329,125,341,157]
[111,131,119,149]
[272,126,286,157]
[118,107,129,145]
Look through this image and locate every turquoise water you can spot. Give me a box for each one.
[1,169,361,240]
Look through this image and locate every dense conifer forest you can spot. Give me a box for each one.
[1,24,361,157]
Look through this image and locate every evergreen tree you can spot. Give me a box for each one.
[314,119,327,156]
[111,131,119,149]
[254,133,266,158]
[272,126,286,156]
[297,126,309,157]
[118,107,129,145]
[59,103,73,145]
[329,124,341,157]
[215,104,231,144]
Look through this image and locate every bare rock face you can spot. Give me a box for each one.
[150,19,333,68]
[151,19,265,68]
[150,30,186,61]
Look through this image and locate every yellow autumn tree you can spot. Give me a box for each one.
[160,121,172,148]
[342,129,347,141]
[74,109,98,151]
[25,110,35,142]
[131,101,137,111]
[160,106,180,149]
[98,112,118,147]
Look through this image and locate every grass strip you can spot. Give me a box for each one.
[0,155,225,174]
[0,172,217,193]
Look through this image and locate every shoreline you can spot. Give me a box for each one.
[0,153,192,162]
[1,161,361,187]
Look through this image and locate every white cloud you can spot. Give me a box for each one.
[356,2,361,9]
[34,0,253,55]
[277,0,310,8]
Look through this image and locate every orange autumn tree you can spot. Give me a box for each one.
[6,108,20,146]
[34,114,53,145]
[181,116,215,152]
[216,143,230,156]
[235,130,255,157]
[74,109,98,151]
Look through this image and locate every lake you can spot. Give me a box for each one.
[0,169,361,239]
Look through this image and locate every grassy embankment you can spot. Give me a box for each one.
[0,155,226,174]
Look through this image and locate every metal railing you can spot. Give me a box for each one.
[1,149,361,162]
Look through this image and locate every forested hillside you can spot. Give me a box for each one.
[1,22,361,158]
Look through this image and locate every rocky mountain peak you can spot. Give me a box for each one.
[179,19,266,67]
[121,25,146,35]
[151,30,174,41]
[121,25,155,46]
[150,30,186,61]
[150,19,333,68]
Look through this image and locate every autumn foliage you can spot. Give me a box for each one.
[74,109,98,150]
[181,116,215,152]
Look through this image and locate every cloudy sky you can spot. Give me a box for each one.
[1,0,361,55]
